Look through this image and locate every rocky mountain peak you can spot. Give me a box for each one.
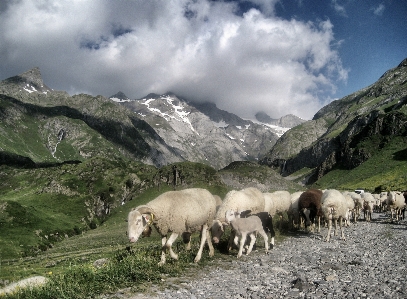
[255,111,305,128]
[110,91,131,102]
[1,67,52,94]
[255,111,274,123]
[398,57,407,68]
[19,67,43,87]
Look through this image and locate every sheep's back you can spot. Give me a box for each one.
[216,187,265,221]
[230,216,263,233]
[321,189,347,217]
[298,189,322,210]
[147,188,217,234]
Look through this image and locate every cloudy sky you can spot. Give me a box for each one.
[0,0,406,120]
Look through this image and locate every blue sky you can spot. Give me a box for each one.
[273,0,407,99]
[0,0,406,120]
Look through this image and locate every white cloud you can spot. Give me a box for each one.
[0,0,347,120]
[372,3,385,16]
[331,0,347,17]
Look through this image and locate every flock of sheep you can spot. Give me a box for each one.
[127,187,407,265]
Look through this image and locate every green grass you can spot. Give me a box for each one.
[312,136,407,192]
[0,163,288,298]
[0,205,289,299]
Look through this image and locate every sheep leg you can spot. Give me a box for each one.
[205,226,215,257]
[195,224,210,263]
[279,214,283,231]
[258,230,269,254]
[317,216,321,233]
[159,236,168,266]
[339,217,346,240]
[227,230,237,251]
[163,233,179,263]
[325,219,332,242]
[334,219,338,236]
[245,233,256,255]
[270,236,275,249]
[237,232,247,258]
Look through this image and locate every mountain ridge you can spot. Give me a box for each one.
[260,57,407,188]
[0,68,298,170]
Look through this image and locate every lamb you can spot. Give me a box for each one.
[225,210,269,258]
[298,189,323,232]
[127,188,217,266]
[386,191,406,222]
[321,189,348,242]
[226,209,276,250]
[211,187,265,245]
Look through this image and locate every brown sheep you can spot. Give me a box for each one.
[298,189,323,232]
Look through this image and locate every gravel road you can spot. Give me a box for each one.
[108,212,407,299]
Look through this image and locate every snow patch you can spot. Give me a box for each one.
[23,84,37,93]
[140,95,197,134]
[225,133,235,140]
[111,97,132,102]
[214,121,228,128]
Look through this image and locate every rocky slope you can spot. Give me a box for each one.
[260,58,407,183]
[114,92,284,169]
[0,69,184,167]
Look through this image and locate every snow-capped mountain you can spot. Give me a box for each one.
[112,92,291,169]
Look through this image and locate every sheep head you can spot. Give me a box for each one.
[211,219,227,244]
[127,206,157,243]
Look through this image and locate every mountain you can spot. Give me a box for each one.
[0,68,301,170]
[255,111,305,128]
[113,92,287,169]
[0,68,183,167]
[260,57,407,189]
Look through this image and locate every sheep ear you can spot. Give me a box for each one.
[142,213,157,224]
[142,214,151,222]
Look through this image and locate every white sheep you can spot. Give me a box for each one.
[211,187,265,245]
[288,191,303,229]
[263,190,291,230]
[344,191,363,222]
[362,192,375,222]
[225,210,269,258]
[386,191,406,222]
[321,189,348,242]
[377,192,388,212]
[127,188,217,266]
[341,192,356,226]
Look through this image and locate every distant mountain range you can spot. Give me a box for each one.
[3,56,405,190]
[110,92,304,169]
[0,68,304,170]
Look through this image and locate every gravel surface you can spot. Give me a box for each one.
[107,212,407,299]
